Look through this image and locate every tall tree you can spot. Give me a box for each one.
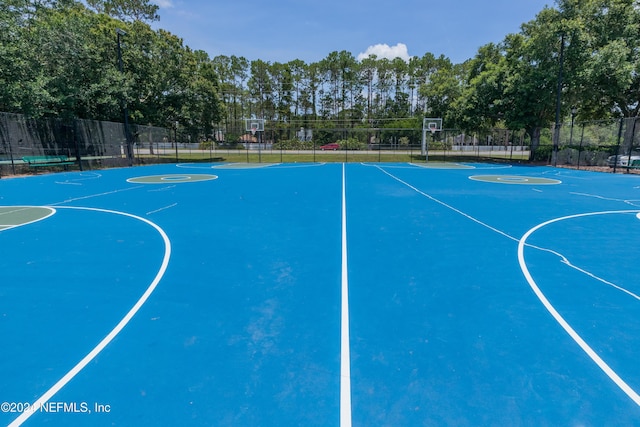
[248,59,275,120]
[28,2,129,120]
[230,55,249,123]
[499,7,568,157]
[451,43,505,132]
[418,55,460,121]
[359,55,377,122]
[0,0,53,116]
[566,0,640,118]
[85,0,159,22]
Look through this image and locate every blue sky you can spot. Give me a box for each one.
[151,0,553,64]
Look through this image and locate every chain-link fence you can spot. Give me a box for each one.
[2,112,639,176]
[0,112,173,176]
[212,119,533,163]
[545,117,640,172]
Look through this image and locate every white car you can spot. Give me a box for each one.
[607,155,640,167]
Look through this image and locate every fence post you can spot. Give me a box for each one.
[73,119,83,171]
[613,117,624,173]
[577,124,585,170]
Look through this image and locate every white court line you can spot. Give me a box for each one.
[375,164,640,407]
[518,211,640,407]
[571,191,640,208]
[0,206,56,231]
[50,186,143,205]
[340,163,352,427]
[270,162,327,169]
[8,206,171,426]
[55,172,103,185]
[146,203,178,215]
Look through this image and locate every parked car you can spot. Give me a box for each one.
[320,143,339,150]
[607,154,640,167]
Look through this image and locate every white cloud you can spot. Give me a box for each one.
[153,0,174,8]
[357,43,412,62]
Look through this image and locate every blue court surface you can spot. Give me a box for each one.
[1,162,640,426]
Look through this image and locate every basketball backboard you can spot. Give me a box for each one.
[423,118,443,133]
[245,119,265,134]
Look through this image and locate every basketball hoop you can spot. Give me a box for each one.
[422,117,443,160]
[246,118,264,137]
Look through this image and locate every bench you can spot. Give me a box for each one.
[22,155,75,170]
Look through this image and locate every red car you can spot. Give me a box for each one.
[320,143,339,150]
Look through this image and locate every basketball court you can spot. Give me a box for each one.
[1,162,640,426]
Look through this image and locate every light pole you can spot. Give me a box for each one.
[552,32,566,167]
[117,28,133,166]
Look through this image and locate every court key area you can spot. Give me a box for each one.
[1,162,640,426]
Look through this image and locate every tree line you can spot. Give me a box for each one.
[1,0,639,154]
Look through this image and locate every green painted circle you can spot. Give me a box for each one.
[469,175,561,185]
[127,174,218,184]
[0,206,55,230]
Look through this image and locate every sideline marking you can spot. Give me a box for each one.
[8,206,171,426]
[340,163,352,427]
[518,210,640,407]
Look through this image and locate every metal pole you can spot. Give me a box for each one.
[73,120,83,171]
[577,123,585,170]
[569,107,576,146]
[552,32,565,167]
[3,114,16,175]
[568,107,576,166]
[421,119,427,158]
[613,118,624,174]
[510,130,514,161]
[8,139,16,175]
[174,121,178,162]
[117,28,133,167]
[627,118,638,173]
